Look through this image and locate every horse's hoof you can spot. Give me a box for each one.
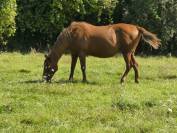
[68,78,74,82]
[44,80,51,83]
[82,80,88,83]
[120,79,125,84]
[135,80,139,84]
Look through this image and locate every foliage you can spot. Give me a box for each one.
[157,0,177,55]
[2,0,177,55]
[0,53,177,132]
[114,0,177,55]
[12,0,117,50]
[0,0,16,45]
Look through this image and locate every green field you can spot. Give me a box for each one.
[0,53,177,132]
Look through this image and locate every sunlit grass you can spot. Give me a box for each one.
[0,53,177,132]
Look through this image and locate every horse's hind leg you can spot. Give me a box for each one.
[79,53,87,82]
[69,54,78,81]
[131,54,139,83]
[120,53,132,83]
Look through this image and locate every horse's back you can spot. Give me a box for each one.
[69,21,111,35]
[69,22,139,42]
[68,22,141,57]
[69,21,117,43]
[69,22,118,57]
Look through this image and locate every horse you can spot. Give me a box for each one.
[42,21,161,83]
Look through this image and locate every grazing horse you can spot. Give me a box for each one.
[43,21,161,83]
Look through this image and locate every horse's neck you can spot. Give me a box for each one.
[49,40,67,65]
[49,29,70,65]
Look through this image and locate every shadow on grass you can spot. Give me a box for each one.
[142,75,177,81]
[141,76,157,81]
[22,80,43,84]
[159,75,177,80]
[22,79,98,85]
[54,79,99,85]
[18,69,31,73]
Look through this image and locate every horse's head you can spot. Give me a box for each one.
[42,54,58,82]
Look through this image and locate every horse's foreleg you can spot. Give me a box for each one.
[69,54,78,81]
[131,54,139,83]
[120,53,132,83]
[79,53,87,82]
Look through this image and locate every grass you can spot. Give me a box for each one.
[0,52,177,133]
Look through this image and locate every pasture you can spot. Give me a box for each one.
[0,53,177,132]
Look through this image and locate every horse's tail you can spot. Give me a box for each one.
[137,26,161,49]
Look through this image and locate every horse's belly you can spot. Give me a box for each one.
[86,43,118,58]
[88,52,117,58]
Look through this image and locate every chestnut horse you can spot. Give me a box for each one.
[43,21,160,83]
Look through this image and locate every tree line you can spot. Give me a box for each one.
[0,0,177,55]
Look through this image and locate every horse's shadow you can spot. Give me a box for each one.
[142,75,177,81]
[159,75,177,80]
[22,79,98,85]
[55,80,98,85]
[23,80,43,84]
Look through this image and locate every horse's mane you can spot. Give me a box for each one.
[47,28,71,59]
[58,28,72,43]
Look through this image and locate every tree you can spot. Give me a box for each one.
[0,0,16,46]
[157,0,177,55]
[114,0,177,55]
[11,0,117,51]
[7,0,177,55]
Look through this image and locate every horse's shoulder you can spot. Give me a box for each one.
[69,22,89,40]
